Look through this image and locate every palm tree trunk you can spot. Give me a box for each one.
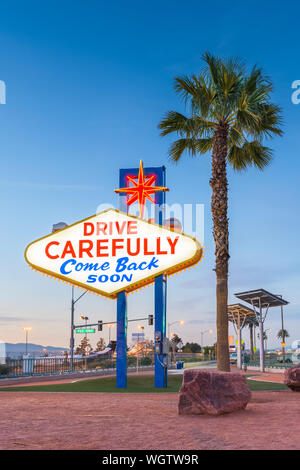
[210,124,230,372]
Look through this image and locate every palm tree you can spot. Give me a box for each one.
[277,328,289,362]
[277,329,289,340]
[158,53,283,371]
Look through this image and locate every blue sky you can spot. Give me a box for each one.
[0,0,299,350]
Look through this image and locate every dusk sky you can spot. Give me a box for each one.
[0,0,299,350]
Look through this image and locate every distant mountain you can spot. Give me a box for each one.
[0,341,67,358]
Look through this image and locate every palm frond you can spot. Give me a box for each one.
[256,103,283,138]
[174,76,199,102]
[228,140,272,170]
[158,111,215,138]
[159,52,283,170]
[244,65,271,93]
[168,138,198,162]
[228,127,245,147]
[195,138,213,154]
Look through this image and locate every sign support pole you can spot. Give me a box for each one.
[155,166,167,388]
[155,275,167,387]
[116,290,127,388]
[117,173,128,388]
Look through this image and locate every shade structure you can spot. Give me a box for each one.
[228,303,256,323]
[234,289,289,371]
[228,304,257,369]
[235,289,288,309]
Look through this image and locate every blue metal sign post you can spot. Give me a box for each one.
[117,164,167,388]
[116,290,127,388]
[154,166,167,388]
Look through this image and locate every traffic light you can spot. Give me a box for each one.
[98,320,103,331]
[148,315,153,326]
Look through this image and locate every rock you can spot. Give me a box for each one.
[284,366,300,391]
[178,369,251,416]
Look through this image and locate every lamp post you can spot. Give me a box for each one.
[80,315,89,370]
[264,328,271,352]
[276,294,286,362]
[70,286,87,372]
[200,329,213,348]
[170,332,177,362]
[167,320,184,339]
[136,325,144,373]
[107,323,115,343]
[22,327,32,355]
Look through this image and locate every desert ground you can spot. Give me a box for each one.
[0,370,299,450]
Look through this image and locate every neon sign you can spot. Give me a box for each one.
[115,160,169,218]
[25,209,203,299]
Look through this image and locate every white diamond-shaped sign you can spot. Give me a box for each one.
[25,209,203,299]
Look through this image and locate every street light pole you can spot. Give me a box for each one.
[170,333,176,363]
[22,327,32,355]
[200,329,213,348]
[70,287,87,372]
[167,320,184,339]
[277,294,286,363]
[280,305,286,362]
[80,315,89,370]
[136,325,144,373]
[264,328,271,353]
[107,323,114,343]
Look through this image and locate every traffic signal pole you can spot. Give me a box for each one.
[69,287,87,372]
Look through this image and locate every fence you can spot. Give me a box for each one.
[0,351,218,379]
[243,351,297,369]
[0,354,155,378]
[0,357,84,378]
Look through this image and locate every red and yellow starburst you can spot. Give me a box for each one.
[114,160,169,218]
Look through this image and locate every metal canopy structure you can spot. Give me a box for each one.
[228,304,257,369]
[235,289,288,309]
[235,289,289,371]
[228,303,256,322]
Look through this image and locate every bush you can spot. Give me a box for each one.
[100,359,115,369]
[243,354,250,364]
[127,356,136,367]
[140,356,152,366]
[92,359,115,369]
[0,364,11,376]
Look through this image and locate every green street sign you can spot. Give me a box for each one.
[75,328,95,334]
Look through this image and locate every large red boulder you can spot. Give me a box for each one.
[178,369,251,416]
[284,366,300,391]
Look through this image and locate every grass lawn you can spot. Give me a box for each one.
[0,374,288,393]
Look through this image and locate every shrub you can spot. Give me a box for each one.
[0,364,11,376]
[140,356,152,366]
[127,356,136,367]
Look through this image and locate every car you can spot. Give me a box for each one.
[230,353,237,364]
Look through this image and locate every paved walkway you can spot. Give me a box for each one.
[248,372,284,383]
